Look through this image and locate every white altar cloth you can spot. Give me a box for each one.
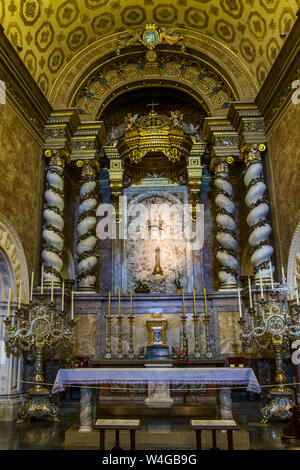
[52,367,261,394]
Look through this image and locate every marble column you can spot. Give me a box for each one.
[243,144,274,281]
[212,158,238,289]
[76,160,99,291]
[42,151,67,286]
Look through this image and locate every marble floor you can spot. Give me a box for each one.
[0,401,300,451]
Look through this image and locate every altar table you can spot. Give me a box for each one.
[52,368,261,432]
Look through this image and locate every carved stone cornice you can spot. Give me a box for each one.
[187,141,206,220]
[227,103,267,147]
[255,16,300,132]
[70,121,105,161]
[0,25,51,141]
[203,117,240,160]
[43,109,80,154]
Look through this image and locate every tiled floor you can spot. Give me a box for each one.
[0,401,299,450]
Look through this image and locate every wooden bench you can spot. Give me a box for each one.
[93,419,141,450]
[190,419,239,450]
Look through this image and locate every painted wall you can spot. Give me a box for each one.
[266,101,300,271]
[0,101,44,276]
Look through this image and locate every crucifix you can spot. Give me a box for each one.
[147,101,159,114]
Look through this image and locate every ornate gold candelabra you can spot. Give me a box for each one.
[4,297,74,423]
[105,292,113,359]
[240,276,300,423]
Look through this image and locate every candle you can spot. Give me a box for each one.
[203,288,207,315]
[7,287,11,318]
[182,289,185,314]
[62,279,65,311]
[259,270,264,300]
[281,265,285,281]
[18,281,22,310]
[237,287,242,319]
[30,271,34,302]
[248,276,253,309]
[193,289,196,315]
[108,291,111,316]
[269,261,274,290]
[118,290,121,315]
[294,275,299,306]
[71,290,74,320]
[51,275,54,303]
[41,265,44,295]
[130,290,133,316]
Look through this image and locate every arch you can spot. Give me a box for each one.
[0,214,29,302]
[287,221,300,288]
[0,215,29,421]
[49,30,258,115]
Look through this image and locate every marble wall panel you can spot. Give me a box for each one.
[0,101,44,275]
[218,311,242,355]
[267,101,300,268]
[74,313,97,356]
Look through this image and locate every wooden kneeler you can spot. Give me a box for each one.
[190,420,239,450]
[94,419,141,451]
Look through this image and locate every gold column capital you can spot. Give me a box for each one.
[210,156,231,174]
[44,149,70,167]
[241,143,266,165]
[76,159,100,178]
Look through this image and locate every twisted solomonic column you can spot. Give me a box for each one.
[212,158,238,288]
[76,160,99,291]
[243,144,273,281]
[42,150,67,286]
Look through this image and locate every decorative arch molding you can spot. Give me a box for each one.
[49,29,258,116]
[0,214,29,302]
[287,221,300,288]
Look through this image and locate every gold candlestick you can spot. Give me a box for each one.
[116,291,123,359]
[105,291,112,359]
[192,289,201,359]
[128,291,135,360]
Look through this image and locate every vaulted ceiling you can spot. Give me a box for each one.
[1,0,299,99]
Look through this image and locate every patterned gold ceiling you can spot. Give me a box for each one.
[1,0,299,98]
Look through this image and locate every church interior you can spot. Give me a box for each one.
[0,0,300,452]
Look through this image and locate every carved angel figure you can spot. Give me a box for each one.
[158,27,184,46]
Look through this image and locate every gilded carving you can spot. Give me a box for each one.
[35,22,54,52]
[67,26,87,51]
[184,7,209,30]
[56,0,79,28]
[214,18,235,43]
[153,4,178,24]
[91,12,115,35]
[220,0,244,20]
[48,47,65,74]
[24,50,37,76]
[121,5,146,26]
[20,0,41,26]
[84,0,109,9]
[266,37,280,66]
[259,0,279,14]
[247,11,267,40]
[239,38,256,64]
[6,22,23,47]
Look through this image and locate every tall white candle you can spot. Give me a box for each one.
[294,275,299,306]
[41,265,44,295]
[62,279,65,311]
[281,265,285,281]
[269,260,274,290]
[259,270,264,299]
[248,276,253,309]
[237,287,242,318]
[51,275,54,303]
[18,281,22,310]
[7,288,11,318]
[71,290,74,320]
[108,291,111,317]
[30,271,34,302]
